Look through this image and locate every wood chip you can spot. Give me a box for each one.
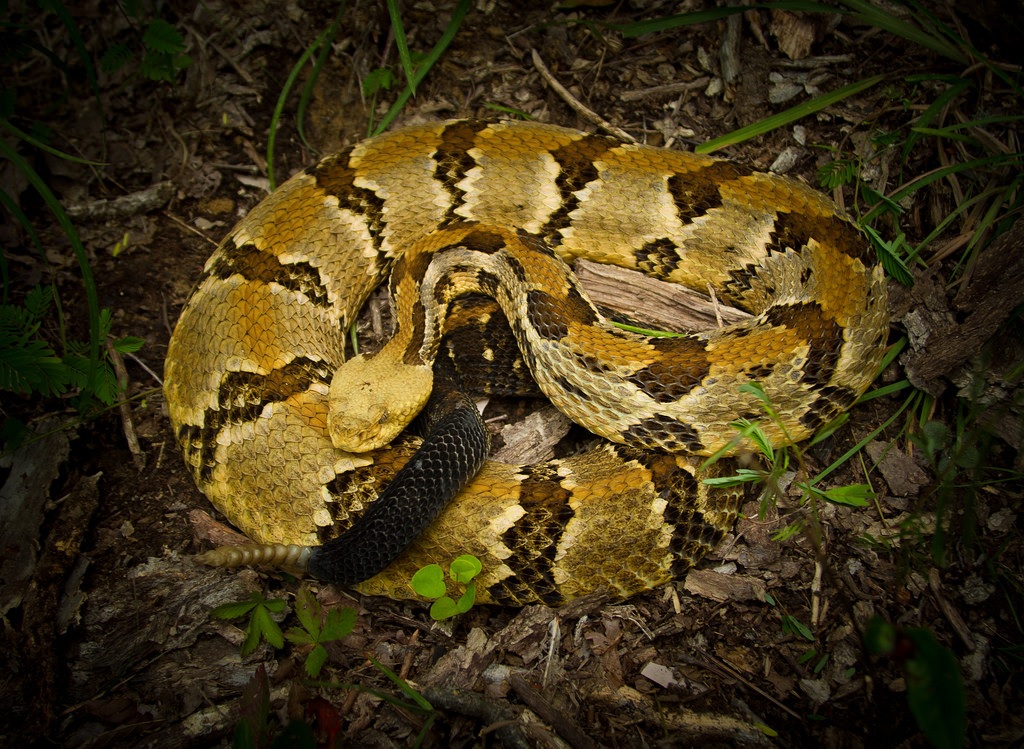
[65,181,173,220]
[683,568,767,603]
[640,661,678,688]
[575,259,752,334]
[492,406,572,464]
[866,441,929,497]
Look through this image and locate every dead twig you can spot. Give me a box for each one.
[810,559,824,627]
[509,674,598,749]
[928,568,975,652]
[106,340,144,470]
[423,687,531,749]
[679,653,801,720]
[65,182,174,221]
[530,49,636,143]
[619,77,711,102]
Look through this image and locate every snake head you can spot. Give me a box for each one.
[327,353,433,452]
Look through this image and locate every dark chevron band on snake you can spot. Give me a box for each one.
[164,119,888,605]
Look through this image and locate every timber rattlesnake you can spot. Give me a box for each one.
[164,120,888,605]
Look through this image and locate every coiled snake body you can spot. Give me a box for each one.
[165,120,888,605]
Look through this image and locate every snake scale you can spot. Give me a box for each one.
[164,119,888,605]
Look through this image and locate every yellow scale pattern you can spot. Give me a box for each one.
[165,120,888,605]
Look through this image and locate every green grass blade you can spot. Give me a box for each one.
[812,391,918,485]
[0,118,106,166]
[697,75,886,154]
[617,1,969,66]
[910,189,993,258]
[610,320,686,338]
[859,379,910,402]
[863,153,1024,224]
[950,181,1019,277]
[371,659,433,712]
[310,678,424,714]
[863,225,913,286]
[0,188,45,304]
[909,126,981,146]
[899,77,972,162]
[993,175,1024,236]
[614,2,836,38]
[386,0,417,93]
[0,138,101,394]
[296,4,347,155]
[267,25,336,190]
[371,0,471,137]
[915,114,1024,138]
[838,0,967,63]
[613,6,748,37]
[5,32,71,83]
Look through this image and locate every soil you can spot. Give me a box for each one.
[1,1,1022,747]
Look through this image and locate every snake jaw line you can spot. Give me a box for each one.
[327,353,434,452]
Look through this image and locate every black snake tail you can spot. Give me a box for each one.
[305,375,489,585]
[198,376,490,585]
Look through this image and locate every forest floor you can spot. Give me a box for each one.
[1,1,1022,747]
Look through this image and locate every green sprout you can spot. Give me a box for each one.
[411,555,482,620]
[284,586,356,678]
[211,591,287,657]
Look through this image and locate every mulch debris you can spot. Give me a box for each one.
[1,1,1021,746]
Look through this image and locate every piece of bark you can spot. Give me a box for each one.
[0,417,71,617]
[189,508,252,548]
[575,259,752,334]
[491,406,572,464]
[65,181,173,220]
[899,218,1024,391]
[865,441,930,497]
[683,568,766,603]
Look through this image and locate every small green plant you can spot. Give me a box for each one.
[100,17,192,83]
[1,2,153,436]
[411,554,482,620]
[701,383,875,518]
[212,591,287,657]
[366,0,471,136]
[284,586,356,678]
[817,156,859,192]
[765,592,826,673]
[905,405,1009,565]
[361,66,397,100]
[865,616,966,749]
[780,612,814,643]
[264,0,469,189]
[213,587,356,676]
[0,285,143,406]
